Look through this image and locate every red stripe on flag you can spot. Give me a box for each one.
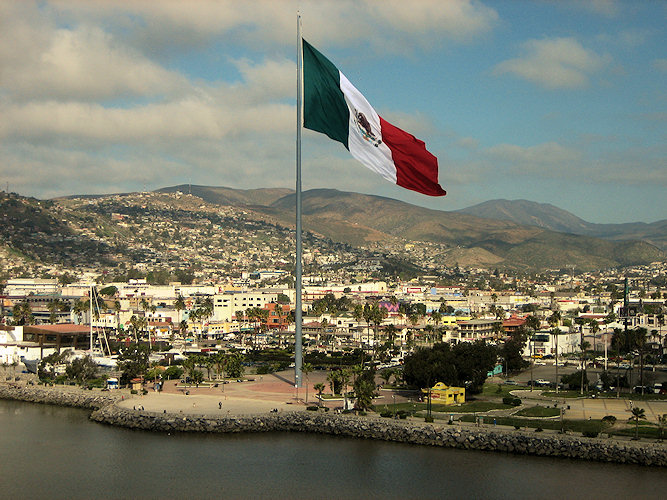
[379,117,446,197]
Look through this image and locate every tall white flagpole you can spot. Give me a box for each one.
[294,12,303,389]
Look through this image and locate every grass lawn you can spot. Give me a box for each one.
[608,425,666,440]
[450,401,513,413]
[515,406,561,417]
[373,401,511,414]
[458,415,607,434]
[481,383,529,399]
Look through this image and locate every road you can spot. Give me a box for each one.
[512,361,667,389]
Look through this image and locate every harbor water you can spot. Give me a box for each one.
[1,399,666,499]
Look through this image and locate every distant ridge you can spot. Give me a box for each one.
[156,185,294,207]
[457,199,667,251]
[39,185,665,271]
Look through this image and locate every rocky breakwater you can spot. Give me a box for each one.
[91,406,667,466]
[0,383,123,410]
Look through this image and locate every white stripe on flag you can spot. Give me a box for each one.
[339,72,397,185]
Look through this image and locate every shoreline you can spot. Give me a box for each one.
[1,382,666,467]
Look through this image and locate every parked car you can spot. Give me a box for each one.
[535,379,551,387]
[504,380,519,385]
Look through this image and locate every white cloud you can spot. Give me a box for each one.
[50,0,498,56]
[494,37,611,89]
[0,7,187,100]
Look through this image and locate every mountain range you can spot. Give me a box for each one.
[156,185,665,271]
[456,199,667,251]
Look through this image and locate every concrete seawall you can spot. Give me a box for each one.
[2,384,666,466]
[89,404,667,466]
[0,383,123,409]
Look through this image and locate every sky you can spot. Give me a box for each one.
[0,0,665,224]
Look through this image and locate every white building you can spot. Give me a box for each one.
[212,290,280,322]
[5,279,59,297]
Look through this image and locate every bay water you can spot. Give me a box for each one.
[1,399,665,499]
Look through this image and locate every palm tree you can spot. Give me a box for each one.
[634,327,648,394]
[340,368,352,409]
[72,299,86,324]
[140,298,150,315]
[579,340,591,395]
[630,406,646,440]
[551,327,561,393]
[47,299,61,323]
[524,315,541,391]
[314,382,325,406]
[213,351,226,381]
[113,300,121,333]
[589,319,600,354]
[301,362,314,402]
[174,295,186,325]
[658,413,667,441]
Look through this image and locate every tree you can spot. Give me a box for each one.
[174,295,186,325]
[630,407,646,440]
[203,355,215,380]
[38,350,72,381]
[226,352,245,379]
[213,351,226,380]
[277,293,290,304]
[47,299,61,324]
[314,382,325,406]
[524,315,541,391]
[117,344,149,386]
[353,367,376,411]
[379,368,394,386]
[579,340,591,395]
[12,301,34,326]
[658,413,667,441]
[500,328,529,374]
[182,356,198,386]
[327,369,343,396]
[65,355,99,385]
[301,362,314,403]
[403,341,496,395]
[163,365,183,380]
[561,370,588,391]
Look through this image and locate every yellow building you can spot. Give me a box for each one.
[422,382,465,405]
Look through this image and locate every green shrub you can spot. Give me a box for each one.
[503,396,522,407]
[256,365,272,375]
[380,410,393,418]
[306,406,319,411]
[425,415,434,423]
[582,430,599,438]
[130,389,138,395]
[601,415,617,424]
[535,427,543,432]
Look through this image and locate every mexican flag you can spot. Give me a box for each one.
[302,39,446,197]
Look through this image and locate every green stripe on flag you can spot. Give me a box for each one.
[303,39,350,149]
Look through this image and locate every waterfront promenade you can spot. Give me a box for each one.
[111,371,667,427]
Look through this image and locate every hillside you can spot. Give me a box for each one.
[1,187,663,276]
[156,185,293,207]
[259,189,664,270]
[457,199,667,251]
